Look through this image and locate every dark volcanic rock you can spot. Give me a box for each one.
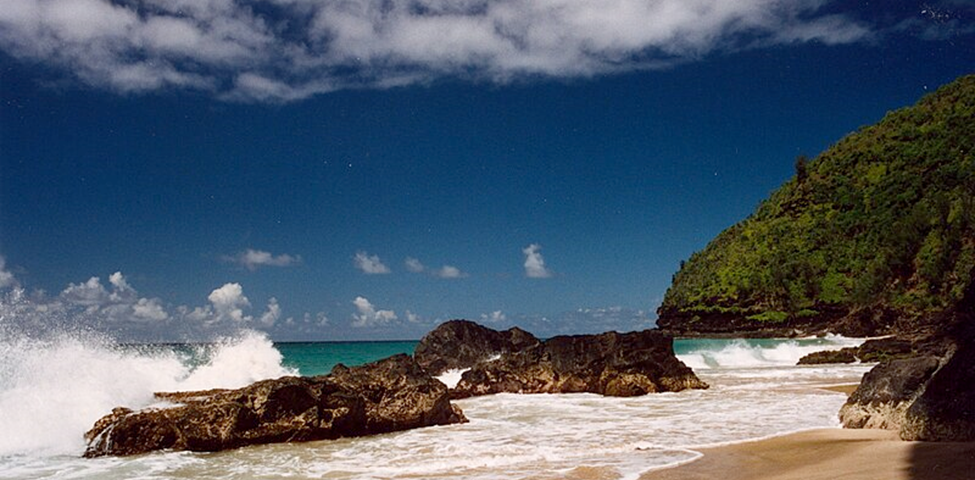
[900,320,975,441]
[797,347,858,365]
[856,338,915,362]
[797,337,920,365]
[84,354,466,457]
[419,325,709,398]
[839,356,941,431]
[414,320,541,375]
[841,281,975,441]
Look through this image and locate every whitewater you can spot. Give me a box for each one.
[0,329,872,480]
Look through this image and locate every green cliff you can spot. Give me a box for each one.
[658,74,975,337]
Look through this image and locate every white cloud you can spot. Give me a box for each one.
[523,243,553,278]
[0,256,16,289]
[313,311,330,327]
[1,266,301,341]
[480,310,507,323]
[405,257,426,273]
[61,277,110,306]
[132,297,169,321]
[259,297,281,327]
[405,257,466,278]
[207,282,251,322]
[435,265,467,279]
[351,296,398,327]
[58,272,170,323]
[0,0,881,102]
[227,248,301,271]
[181,282,283,328]
[354,251,391,274]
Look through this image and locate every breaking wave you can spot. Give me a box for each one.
[0,329,294,456]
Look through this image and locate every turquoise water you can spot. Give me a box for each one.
[274,337,853,377]
[276,341,418,376]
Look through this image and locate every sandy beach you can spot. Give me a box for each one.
[641,428,975,480]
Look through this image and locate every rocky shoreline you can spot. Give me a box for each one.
[84,354,466,457]
[83,299,972,458]
[417,320,708,398]
[660,288,974,443]
[84,321,704,457]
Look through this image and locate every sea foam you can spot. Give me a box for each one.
[675,336,864,370]
[0,329,294,457]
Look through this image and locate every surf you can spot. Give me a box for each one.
[0,329,294,457]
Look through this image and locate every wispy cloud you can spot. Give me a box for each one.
[351,296,398,327]
[404,257,426,273]
[354,251,391,274]
[0,256,18,289]
[523,243,552,279]
[511,307,656,337]
[225,249,301,271]
[480,310,507,323]
[405,257,467,279]
[259,297,281,327]
[0,0,883,102]
[434,265,467,279]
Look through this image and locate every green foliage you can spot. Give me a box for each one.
[663,74,975,318]
[746,311,790,323]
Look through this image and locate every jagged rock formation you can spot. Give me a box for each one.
[84,354,466,457]
[415,321,708,398]
[414,320,540,375]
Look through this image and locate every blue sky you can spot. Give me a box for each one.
[1,1,973,341]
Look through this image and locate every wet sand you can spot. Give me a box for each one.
[641,428,975,480]
[819,383,859,395]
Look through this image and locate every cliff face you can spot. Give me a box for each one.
[658,74,975,338]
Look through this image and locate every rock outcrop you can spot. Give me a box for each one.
[900,319,975,441]
[415,321,708,398]
[797,347,858,365]
[840,307,975,441]
[797,337,921,365]
[84,354,467,457]
[838,355,942,431]
[414,320,541,375]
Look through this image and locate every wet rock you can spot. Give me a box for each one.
[414,323,708,398]
[839,356,941,431]
[84,354,466,457]
[414,319,541,376]
[797,347,858,365]
[856,338,915,362]
[901,323,975,441]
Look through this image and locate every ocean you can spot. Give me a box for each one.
[0,330,873,480]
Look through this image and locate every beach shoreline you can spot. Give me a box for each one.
[640,428,975,480]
